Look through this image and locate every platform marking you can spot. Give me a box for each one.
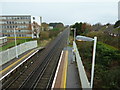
[61,51,68,88]
[51,51,64,88]
[63,51,68,88]
[0,50,35,74]
[0,50,39,81]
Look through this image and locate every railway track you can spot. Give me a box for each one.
[2,28,70,89]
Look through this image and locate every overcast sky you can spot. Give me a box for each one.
[0,0,119,25]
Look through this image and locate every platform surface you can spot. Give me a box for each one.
[66,47,81,88]
[52,47,81,88]
[0,47,42,80]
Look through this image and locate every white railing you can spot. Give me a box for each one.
[73,41,91,89]
[0,40,37,66]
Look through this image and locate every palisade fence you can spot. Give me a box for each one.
[0,40,37,66]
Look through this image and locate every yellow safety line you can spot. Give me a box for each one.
[64,51,68,89]
[60,51,68,89]
[0,50,35,74]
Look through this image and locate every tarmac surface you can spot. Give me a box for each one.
[66,47,81,88]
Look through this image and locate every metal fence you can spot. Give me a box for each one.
[0,40,37,66]
[73,41,91,89]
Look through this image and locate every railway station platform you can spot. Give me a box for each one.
[1,46,81,88]
[0,47,43,81]
[52,47,81,89]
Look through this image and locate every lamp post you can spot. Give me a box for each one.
[40,16,42,31]
[70,28,76,42]
[76,35,97,88]
[71,28,76,62]
[74,28,76,42]
[14,28,18,58]
[90,36,97,88]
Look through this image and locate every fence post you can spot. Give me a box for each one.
[8,49,10,62]
[0,40,37,65]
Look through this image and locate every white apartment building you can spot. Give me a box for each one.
[0,15,41,38]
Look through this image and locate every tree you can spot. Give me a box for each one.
[71,22,82,35]
[114,20,120,28]
[55,23,64,29]
[72,22,92,35]
[41,22,49,31]
[49,22,64,28]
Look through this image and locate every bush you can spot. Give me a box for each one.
[76,40,120,89]
[40,31,49,40]
[86,31,120,49]
[114,20,120,28]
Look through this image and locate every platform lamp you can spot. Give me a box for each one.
[76,35,97,88]
[71,28,76,62]
[70,28,76,42]
[14,28,18,58]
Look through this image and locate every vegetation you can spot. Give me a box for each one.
[71,22,91,35]
[76,41,120,89]
[114,20,120,28]
[1,23,65,52]
[86,31,119,49]
[70,21,120,89]
[0,39,33,51]
[37,27,64,47]
[49,22,64,28]
[52,28,60,31]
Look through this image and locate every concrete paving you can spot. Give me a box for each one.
[66,47,81,88]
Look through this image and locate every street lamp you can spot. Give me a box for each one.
[76,35,97,88]
[71,28,76,62]
[71,28,76,42]
[40,16,42,31]
[74,28,76,42]
[14,28,18,58]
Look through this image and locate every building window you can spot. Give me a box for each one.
[29,21,31,24]
[18,30,21,32]
[0,25,2,28]
[10,26,12,28]
[12,21,14,24]
[33,17,35,20]
[8,35,10,37]
[4,26,6,28]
